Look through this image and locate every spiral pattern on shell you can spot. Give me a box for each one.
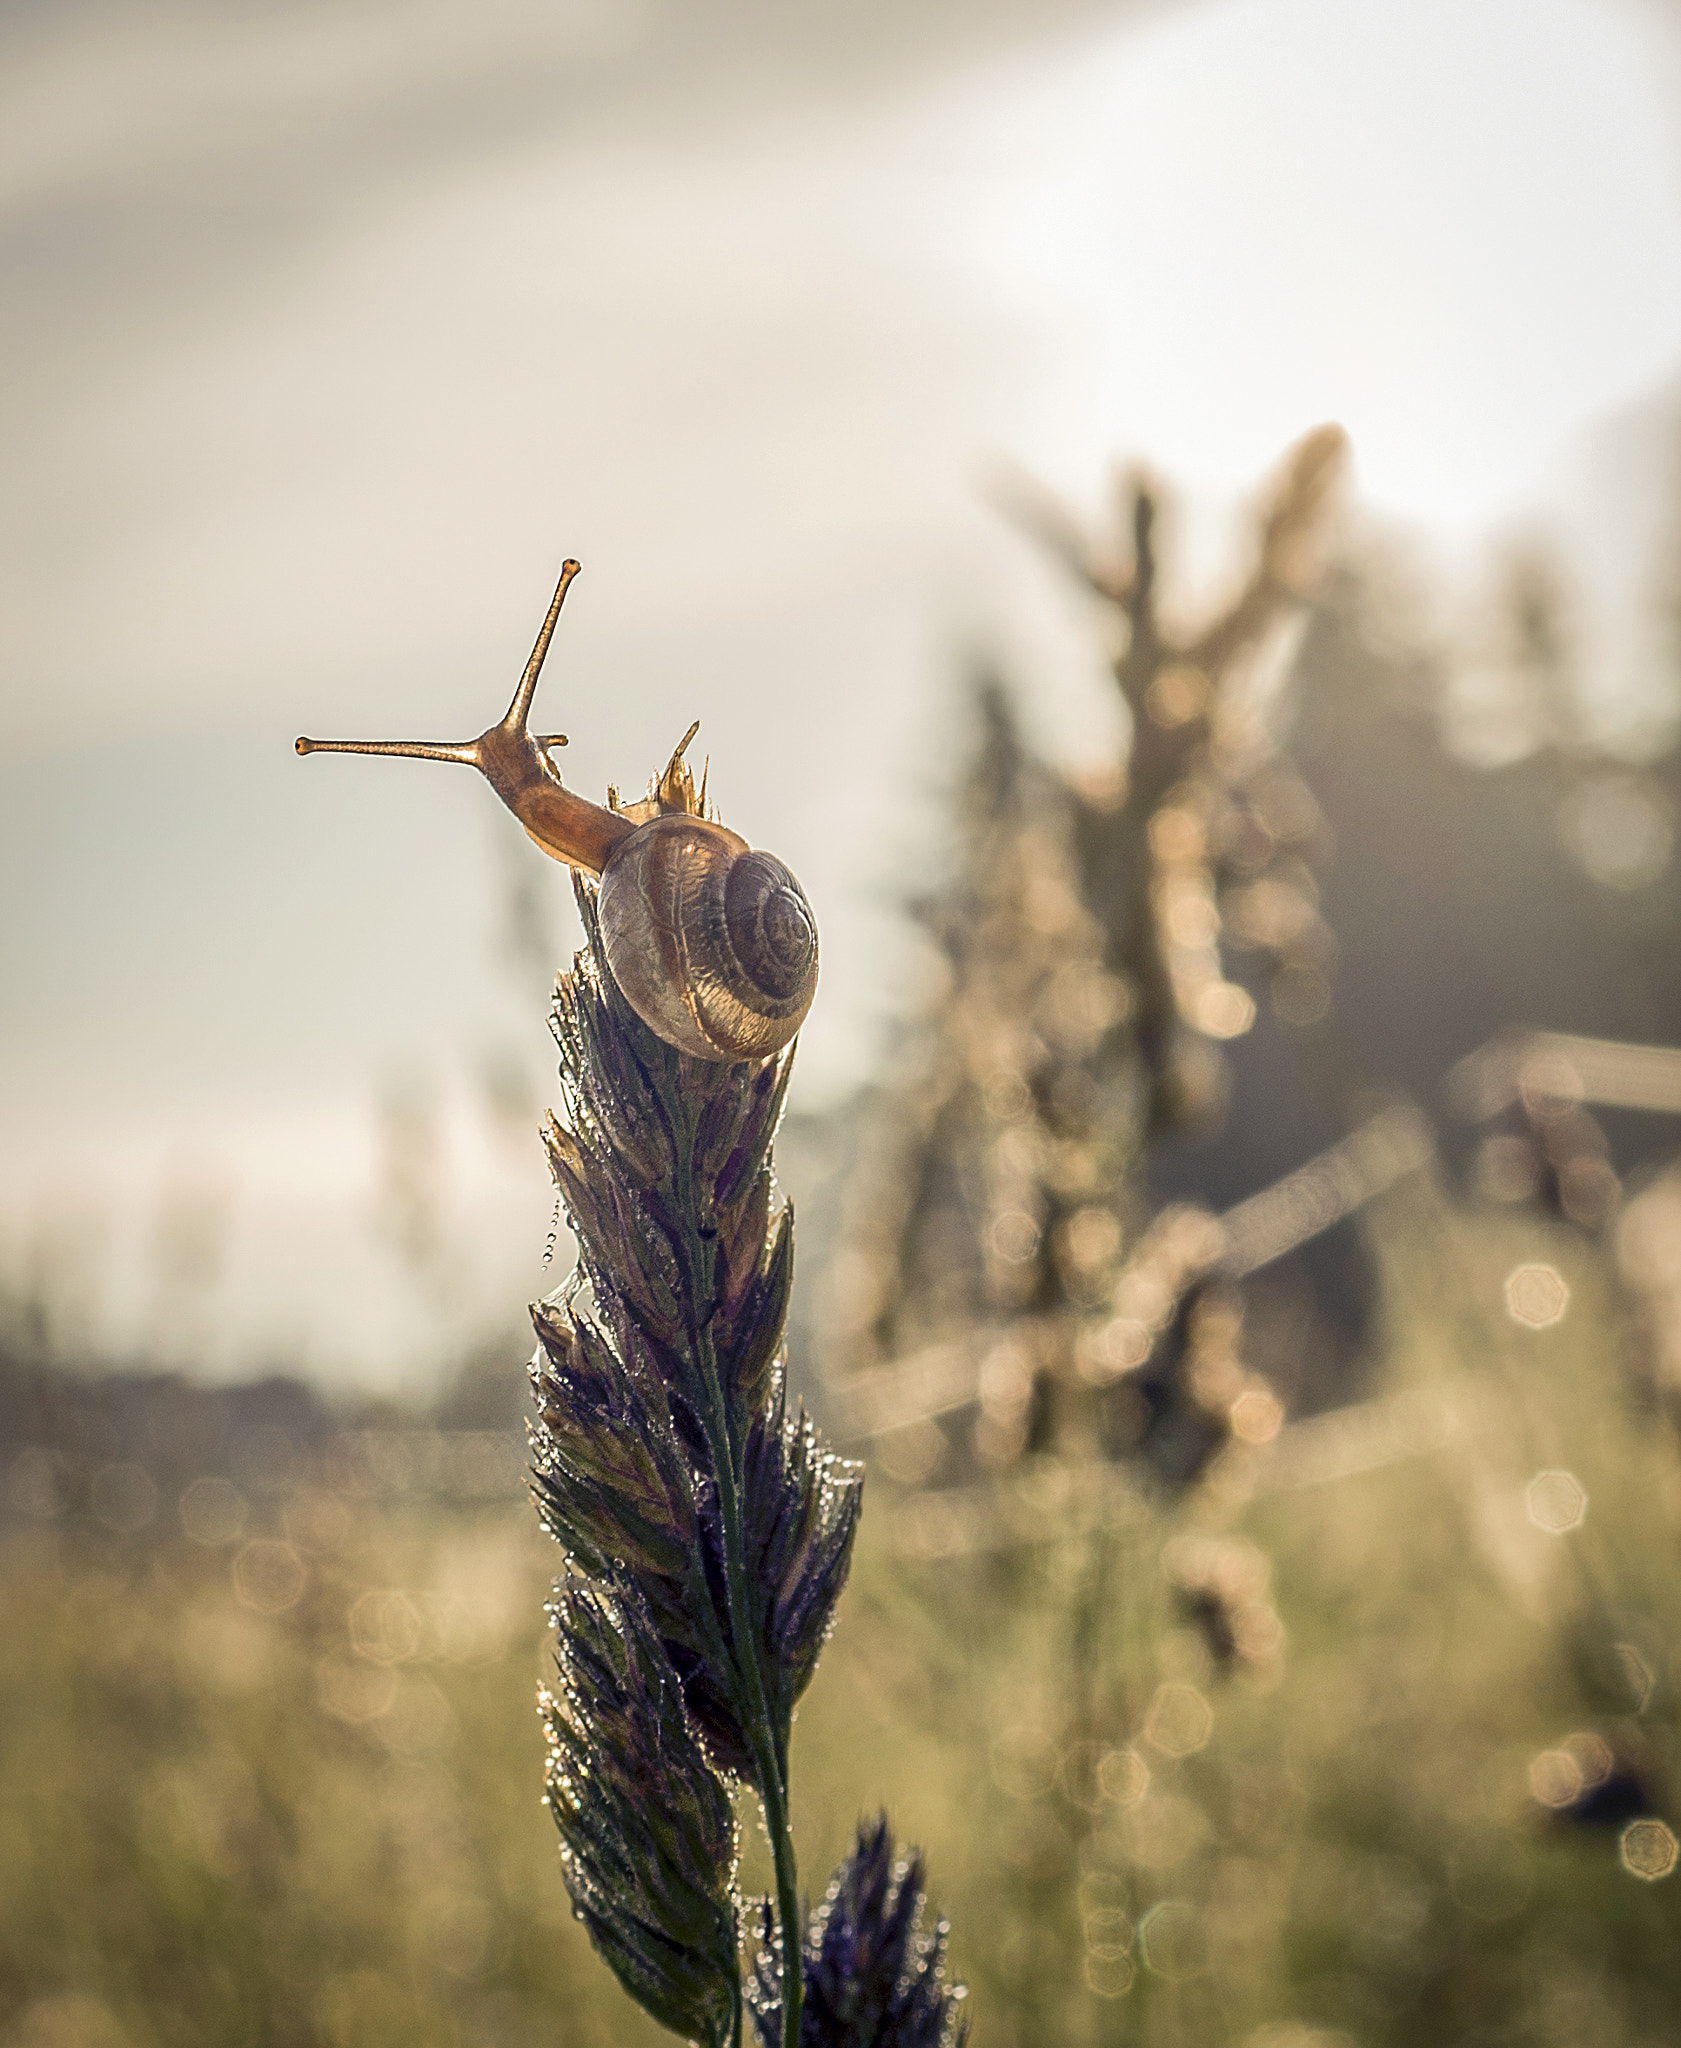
[596,815,819,1062]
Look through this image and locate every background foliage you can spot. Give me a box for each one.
[6,454,1681,2047]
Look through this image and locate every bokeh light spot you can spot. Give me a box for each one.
[991,1211,1041,1264]
[1505,1262,1569,1327]
[1564,1731,1616,1790]
[349,1590,423,1665]
[1615,1644,1654,1711]
[1620,1818,1678,1882]
[873,1418,946,1486]
[1528,1749,1582,1808]
[1079,1869,1128,1909]
[1560,774,1674,891]
[1098,1747,1151,1807]
[1196,983,1257,1040]
[1230,1387,1283,1444]
[1061,1740,1111,1813]
[1144,1684,1213,1758]
[982,1069,1031,1122]
[1149,809,1205,865]
[1079,1872,1135,1968]
[1080,1316,1152,1383]
[232,1540,305,1614]
[318,1658,398,1725]
[1525,1469,1587,1534]
[1138,1900,1203,1980]
[1083,1950,1136,1997]
[1527,1732,1615,1811]
[1145,664,1210,729]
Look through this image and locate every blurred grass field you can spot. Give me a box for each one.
[5,1175,1679,2048]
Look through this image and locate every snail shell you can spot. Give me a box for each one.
[297,559,818,1063]
[598,815,818,1062]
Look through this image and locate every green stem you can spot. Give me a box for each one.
[674,1128,803,2048]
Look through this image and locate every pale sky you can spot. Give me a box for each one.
[4,0,1680,1388]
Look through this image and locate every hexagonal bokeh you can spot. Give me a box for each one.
[1504,1261,1570,1328]
[1525,1469,1588,1534]
[1620,1819,1679,1883]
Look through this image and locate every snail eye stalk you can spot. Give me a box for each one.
[295,559,582,773]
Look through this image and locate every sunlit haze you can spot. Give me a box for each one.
[4,0,1680,1385]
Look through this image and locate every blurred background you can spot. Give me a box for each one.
[5,0,1681,1385]
[7,1,1681,2045]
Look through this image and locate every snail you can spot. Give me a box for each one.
[296,559,817,1063]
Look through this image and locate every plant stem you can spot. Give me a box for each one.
[674,1125,803,2048]
[703,1369,802,2048]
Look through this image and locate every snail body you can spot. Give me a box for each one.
[296,560,817,1062]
